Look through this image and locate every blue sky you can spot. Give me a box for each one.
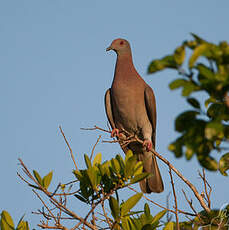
[1,0,228,228]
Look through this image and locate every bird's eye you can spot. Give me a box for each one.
[120,41,124,45]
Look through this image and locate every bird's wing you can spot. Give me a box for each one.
[144,86,157,147]
[105,88,115,129]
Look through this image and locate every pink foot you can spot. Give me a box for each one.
[111,128,120,138]
[143,140,152,151]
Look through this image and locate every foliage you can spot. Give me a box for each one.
[0,210,29,230]
[148,33,229,174]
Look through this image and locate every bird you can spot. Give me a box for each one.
[104,38,164,193]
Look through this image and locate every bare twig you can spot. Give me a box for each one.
[182,189,200,218]
[169,168,180,230]
[90,135,101,160]
[59,126,78,171]
[33,189,57,223]
[199,169,212,209]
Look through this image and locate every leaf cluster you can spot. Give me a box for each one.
[0,211,29,230]
[73,150,149,204]
[148,33,229,175]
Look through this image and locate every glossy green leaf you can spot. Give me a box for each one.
[42,171,53,189]
[92,152,102,166]
[109,196,120,220]
[219,153,229,176]
[163,222,175,230]
[121,193,143,217]
[181,82,199,96]
[187,97,200,109]
[189,43,209,68]
[1,210,14,230]
[33,170,42,185]
[84,154,92,168]
[74,194,88,203]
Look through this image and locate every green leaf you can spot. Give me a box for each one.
[87,167,97,188]
[198,156,218,171]
[189,43,209,68]
[181,82,199,97]
[130,173,149,184]
[169,79,188,90]
[191,33,206,44]
[185,147,194,160]
[74,194,88,203]
[148,55,177,74]
[92,152,102,166]
[1,210,15,230]
[133,161,143,176]
[174,45,185,65]
[109,196,120,220]
[42,171,53,189]
[17,216,29,230]
[151,210,166,225]
[163,222,175,230]
[196,64,215,79]
[187,98,200,109]
[121,193,143,217]
[125,150,133,163]
[142,224,155,230]
[205,122,224,140]
[84,154,92,168]
[175,111,199,132]
[204,97,216,108]
[125,156,137,178]
[33,170,42,185]
[111,158,121,174]
[219,153,229,176]
[144,203,151,218]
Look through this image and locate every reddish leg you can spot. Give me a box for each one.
[111,128,120,138]
[143,140,152,151]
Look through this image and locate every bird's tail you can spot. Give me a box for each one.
[138,150,164,193]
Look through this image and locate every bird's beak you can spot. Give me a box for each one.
[106,46,112,52]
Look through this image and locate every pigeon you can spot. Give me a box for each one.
[104,38,164,193]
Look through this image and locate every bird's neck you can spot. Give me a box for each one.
[113,53,138,84]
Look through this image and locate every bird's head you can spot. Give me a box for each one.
[106,38,131,55]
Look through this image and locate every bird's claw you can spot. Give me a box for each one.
[111,128,120,138]
[143,140,152,151]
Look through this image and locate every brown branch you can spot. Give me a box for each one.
[83,125,211,213]
[18,159,97,230]
[169,168,180,230]
[59,126,78,171]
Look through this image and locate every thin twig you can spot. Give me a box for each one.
[182,189,200,218]
[59,126,78,171]
[32,189,57,223]
[199,169,212,209]
[169,168,180,230]
[90,135,101,160]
